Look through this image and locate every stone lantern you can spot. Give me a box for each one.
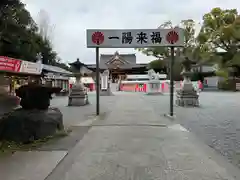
[68,58,89,106]
[175,57,199,107]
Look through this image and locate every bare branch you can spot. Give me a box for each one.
[37,9,55,45]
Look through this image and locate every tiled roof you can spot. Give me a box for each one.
[87,64,147,70]
[80,66,93,74]
[42,64,72,75]
[85,52,148,70]
[99,51,136,69]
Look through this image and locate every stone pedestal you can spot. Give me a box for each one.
[100,70,114,96]
[175,72,199,107]
[146,69,163,95]
[0,107,63,143]
[68,76,89,106]
[100,82,114,96]
[0,82,64,143]
[146,80,162,95]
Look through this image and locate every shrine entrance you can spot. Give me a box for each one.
[109,68,126,82]
[110,72,119,83]
[86,28,184,116]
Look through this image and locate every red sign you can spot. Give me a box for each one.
[0,56,21,72]
[166,30,179,44]
[92,31,104,45]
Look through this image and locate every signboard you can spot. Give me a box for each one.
[101,75,108,90]
[20,60,42,75]
[101,70,109,90]
[86,28,184,48]
[45,73,55,79]
[45,73,69,80]
[0,56,21,72]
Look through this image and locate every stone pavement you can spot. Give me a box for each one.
[1,92,240,180]
[144,92,240,168]
[46,92,240,180]
[50,92,117,127]
[0,93,117,180]
[0,151,67,180]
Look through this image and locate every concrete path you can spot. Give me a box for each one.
[46,93,240,180]
[143,91,240,168]
[1,92,240,180]
[50,92,116,128]
[0,151,67,180]
[0,93,117,180]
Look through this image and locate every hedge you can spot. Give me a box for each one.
[218,80,236,91]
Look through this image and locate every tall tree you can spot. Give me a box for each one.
[137,20,198,79]
[36,10,70,69]
[0,1,60,64]
[0,0,39,61]
[137,19,198,60]
[197,8,240,75]
[147,59,167,73]
[36,9,57,64]
[51,56,71,71]
[37,9,55,46]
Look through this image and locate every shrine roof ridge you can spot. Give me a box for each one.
[100,53,136,56]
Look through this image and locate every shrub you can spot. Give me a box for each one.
[218,79,236,91]
[216,70,228,79]
[191,71,216,82]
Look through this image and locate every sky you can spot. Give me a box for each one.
[21,0,239,64]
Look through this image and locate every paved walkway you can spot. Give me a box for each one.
[144,91,240,168]
[47,93,240,180]
[1,92,240,180]
[50,92,116,127]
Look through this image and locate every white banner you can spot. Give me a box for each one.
[101,75,108,90]
[20,61,42,75]
[87,28,184,48]
[45,73,69,80]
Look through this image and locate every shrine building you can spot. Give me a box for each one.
[86,51,148,81]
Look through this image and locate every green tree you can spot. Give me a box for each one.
[36,9,68,66]
[0,0,40,61]
[197,8,240,76]
[51,57,71,71]
[0,1,60,64]
[137,19,198,60]
[148,59,167,73]
[137,19,198,79]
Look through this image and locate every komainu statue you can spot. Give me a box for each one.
[0,80,64,143]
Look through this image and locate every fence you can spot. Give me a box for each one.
[120,81,203,93]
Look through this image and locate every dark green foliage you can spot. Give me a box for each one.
[0,0,68,68]
[148,59,167,72]
[147,58,183,80]
[197,8,240,77]
[53,62,71,71]
[191,71,216,81]
[218,80,236,91]
[0,94,19,116]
